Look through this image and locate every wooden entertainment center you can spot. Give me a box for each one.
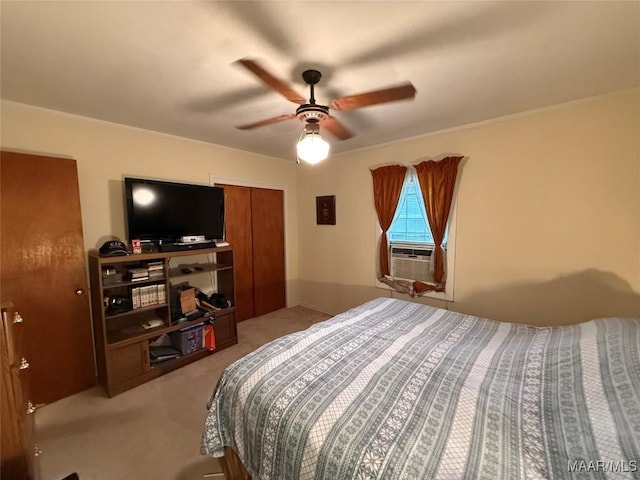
[88,246,237,397]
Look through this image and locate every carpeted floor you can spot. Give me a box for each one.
[36,306,330,480]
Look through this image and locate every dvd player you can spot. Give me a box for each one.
[159,240,216,252]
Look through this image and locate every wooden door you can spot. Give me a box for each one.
[1,151,95,404]
[250,188,286,316]
[221,185,255,322]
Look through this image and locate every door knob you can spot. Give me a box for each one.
[75,288,85,296]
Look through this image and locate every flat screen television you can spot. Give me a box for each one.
[124,177,225,243]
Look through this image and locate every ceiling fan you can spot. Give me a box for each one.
[234,58,417,142]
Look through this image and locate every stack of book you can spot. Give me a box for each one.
[127,267,149,282]
[131,284,166,309]
[147,261,164,279]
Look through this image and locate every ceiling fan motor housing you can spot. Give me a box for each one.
[296,104,329,124]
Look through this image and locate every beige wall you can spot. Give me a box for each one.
[0,101,300,305]
[297,89,640,325]
[3,90,639,326]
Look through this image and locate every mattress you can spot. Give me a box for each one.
[201,297,640,479]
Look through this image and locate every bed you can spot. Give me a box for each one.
[201,297,640,479]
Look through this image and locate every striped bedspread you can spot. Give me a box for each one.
[201,297,640,479]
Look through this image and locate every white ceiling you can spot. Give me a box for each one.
[1,1,638,161]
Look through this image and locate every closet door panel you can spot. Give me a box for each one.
[222,185,255,322]
[250,188,286,316]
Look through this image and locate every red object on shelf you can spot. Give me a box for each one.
[131,239,142,254]
[204,324,216,351]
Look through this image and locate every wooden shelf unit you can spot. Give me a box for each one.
[88,246,237,397]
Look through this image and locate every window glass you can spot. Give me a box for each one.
[388,170,434,244]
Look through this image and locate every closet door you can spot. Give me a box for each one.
[222,185,255,322]
[1,151,95,404]
[250,188,286,316]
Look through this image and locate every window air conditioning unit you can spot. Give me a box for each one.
[390,243,434,282]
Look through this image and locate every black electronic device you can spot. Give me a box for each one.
[124,177,225,243]
[185,309,205,321]
[107,296,133,314]
[158,240,216,253]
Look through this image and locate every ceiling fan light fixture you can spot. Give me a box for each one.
[233,60,416,158]
[296,123,329,165]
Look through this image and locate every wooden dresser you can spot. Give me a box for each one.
[1,301,40,479]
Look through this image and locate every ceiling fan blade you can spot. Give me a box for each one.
[320,116,354,140]
[236,113,297,130]
[235,58,306,105]
[330,83,416,111]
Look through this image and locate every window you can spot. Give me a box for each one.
[371,156,462,301]
[388,169,433,244]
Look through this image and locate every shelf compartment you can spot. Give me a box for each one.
[105,313,232,350]
[103,277,166,289]
[107,324,166,348]
[105,303,168,320]
[168,263,232,278]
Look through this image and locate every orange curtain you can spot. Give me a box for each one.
[414,156,463,286]
[370,165,407,278]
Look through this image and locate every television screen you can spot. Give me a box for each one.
[124,177,224,242]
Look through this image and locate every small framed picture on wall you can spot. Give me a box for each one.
[316,195,336,225]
